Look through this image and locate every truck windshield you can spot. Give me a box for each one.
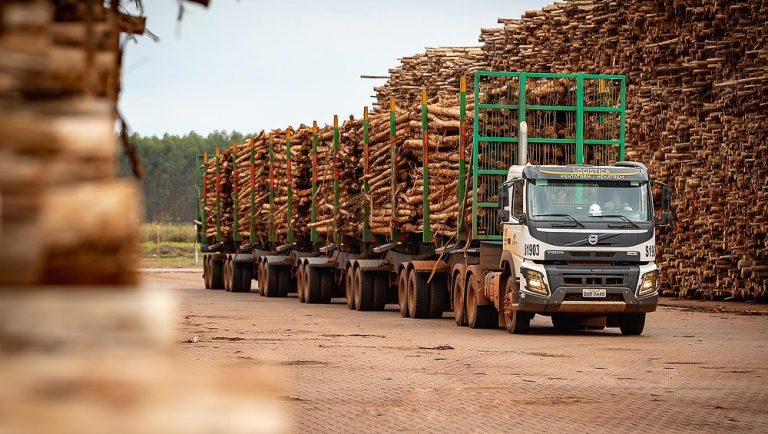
[528,180,651,222]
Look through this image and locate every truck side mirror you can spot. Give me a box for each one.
[660,210,673,227]
[498,184,509,209]
[662,187,671,210]
[496,209,510,232]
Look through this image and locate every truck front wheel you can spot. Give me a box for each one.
[619,313,646,336]
[503,279,530,334]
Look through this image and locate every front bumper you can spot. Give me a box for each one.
[514,286,658,313]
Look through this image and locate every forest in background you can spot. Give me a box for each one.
[118,130,251,222]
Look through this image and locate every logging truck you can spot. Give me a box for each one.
[197,71,672,335]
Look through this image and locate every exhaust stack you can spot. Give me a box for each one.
[518,121,528,165]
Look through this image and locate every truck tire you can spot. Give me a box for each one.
[408,270,430,319]
[427,274,447,319]
[306,267,322,303]
[345,267,356,309]
[257,261,266,296]
[203,255,211,289]
[397,269,409,317]
[355,268,374,311]
[210,257,225,290]
[297,263,307,303]
[277,266,292,297]
[223,257,232,292]
[466,275,495,328]
[452,274,467,326]
[619,313,646,335]
[263,264,281,297]
[503,278,530,334]
[231,261,252,293]
[372,272,387,311]
[320,269,334,304]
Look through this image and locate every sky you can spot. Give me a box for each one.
[120,0,552,136]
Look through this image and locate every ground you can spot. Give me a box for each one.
[145,270,768,433]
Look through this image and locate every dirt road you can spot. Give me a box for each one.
[146,270,768,433]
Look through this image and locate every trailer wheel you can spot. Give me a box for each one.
[319,269,334,304]
[257,261,266,296]
[354,268,374,311]
[345,266,356,309]
[263,264,281,297]
[466,275,495,328]
[428,274,447,319]
[397,269,409,317]
[223,257,232,292]
[277,266,292,297]
[210,257,225,290]
[230,260,252,293]
[503,277,530,334]
[619,313,645,336]
[371,272,387,311]
[408,270,430,319]
[452,274,467,326]
[306,267,323,303]
[297,263,306,302]
[203,255,211,289]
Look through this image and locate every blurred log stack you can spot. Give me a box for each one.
[474,0,767,301]
[0,1,288,433]
[0,0,142,285]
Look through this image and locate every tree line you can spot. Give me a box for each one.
[118,130,250,223]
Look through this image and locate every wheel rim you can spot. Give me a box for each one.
[453,276,465,325]
[407,271,416,318]
[466,277,476,326]
[297,263,306,302]
[224,258,231,291]
[398,270,408,316]
[345,267,355,308]
[353,268,363,310]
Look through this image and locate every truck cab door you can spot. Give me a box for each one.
[503,179,525,257]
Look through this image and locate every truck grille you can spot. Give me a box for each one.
[563,275,624,286]
[563,293,625,302]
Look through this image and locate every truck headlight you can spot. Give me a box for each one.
[638,270,659,296]
[522,268,549,296]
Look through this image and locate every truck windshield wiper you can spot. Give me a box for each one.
[532,214,584,227]
[597,214,639,229]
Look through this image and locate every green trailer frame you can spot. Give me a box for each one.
[471,71,626,241]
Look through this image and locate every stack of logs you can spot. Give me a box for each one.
[401,95,474,238]
[271,127,311,244]
[364,106,413,235]
[232,132,270,243]
[310,117,365,239]
[374,47,489,110]
[202,148,234,242]
[474,0,767,301]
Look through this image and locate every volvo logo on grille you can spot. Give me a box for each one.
[588,234,599,245]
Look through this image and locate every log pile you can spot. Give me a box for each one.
[338,117,366,237]
[475,0,767,301]
[374,47,489,110]
[0,1,144,285]
[364,106,414,235]
[202,148,234,242]
[401,95,474,238]
[232,133,270,244]
[271,127,311,244]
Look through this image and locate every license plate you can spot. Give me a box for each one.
[582,288,607,298]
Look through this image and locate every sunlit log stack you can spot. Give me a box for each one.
[270,126,311,244]
[374,47,489,110]
[364,105,414,235]
[477,0,767,301]
[232,132,270,243]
